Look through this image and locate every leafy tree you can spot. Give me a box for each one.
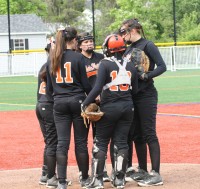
[175,0,200,41]
[93,0,118,45]
[108,0,200,42]
[1,0,199,43]
[108,0,171,42]
[0,0,47,17]
[178,11,200,41]
[45,0,85,26]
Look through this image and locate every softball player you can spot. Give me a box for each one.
[119,18,166,186]
[77,32,104,138]
[77,32,104,89]
[46,27,92,189]
[77,32,110,182]
[82,34,138,189]
[36,60,58,187]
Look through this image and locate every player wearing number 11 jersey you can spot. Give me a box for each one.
[46,27,92,189]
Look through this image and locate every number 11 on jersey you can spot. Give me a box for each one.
[56,62,73,83]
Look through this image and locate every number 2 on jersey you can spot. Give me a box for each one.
[109,71,131,91]
[56,62,73,83]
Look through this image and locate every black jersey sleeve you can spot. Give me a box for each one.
[145,42,167,79]
[46,63,53,94]
[131,67,138,95]
[82,62,107,106]
[79,56,92,95]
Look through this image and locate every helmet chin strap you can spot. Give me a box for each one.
[86,49,94,54]
[81,45,94,53]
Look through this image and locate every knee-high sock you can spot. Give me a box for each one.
[42,165,48,176]
[76,152,89,179]
[127,140,133,168]
[43,147,47,169]
[56,153,67,184]
[134,142,147,171]
[47,155,56,178]
[110,140,115,169]
[148,141,160,173]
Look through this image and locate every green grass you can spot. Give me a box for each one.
[154,69,200,104]
[0,76,37,111]
[0,69,199,111]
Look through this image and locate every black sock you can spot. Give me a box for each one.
[43,147,48,171]
[42,165,48,176]
[135,142,147,171]
[75,152,89,179]
[127,140,133,168]
[148,141,160,173]
[47,155,56,178]
[56,153,67,183]
[110,140,115,169]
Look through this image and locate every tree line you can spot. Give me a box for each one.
[1,0,200,45]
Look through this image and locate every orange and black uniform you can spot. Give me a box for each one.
[82,51,104,138]
[83,56,138,151]
[83,52,104,87]
[36,62,57,179]
[46,49,92,183]
[82,55,138,183]
[124,37,166,172]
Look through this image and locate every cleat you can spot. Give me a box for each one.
[125,167,136,182]
[128,167,149,182]
[137,170,163,187]
[111,177,125,189]
[56,182,67,189]
[39,174,48,185]
[80,177,91,188]
[46,175,58,188]
[86,177,104,189]
[103,171,110,182]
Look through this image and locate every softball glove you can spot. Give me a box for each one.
[131,48,150,73]
[81,103,104,126]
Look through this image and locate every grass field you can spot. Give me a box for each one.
[0,69,200,111]
[0,76,37,111]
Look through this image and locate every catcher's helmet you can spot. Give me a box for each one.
[102,34,126,56]
[77,32,94,45]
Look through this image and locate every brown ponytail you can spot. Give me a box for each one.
[50,27,77,76]
[50,31,65,75]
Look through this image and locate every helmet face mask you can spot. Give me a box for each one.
[102,34,126,56]
[80,39,94,53]
[77,32,94,52]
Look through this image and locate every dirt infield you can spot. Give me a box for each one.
[1,164,200,189]
[0,103,200,188]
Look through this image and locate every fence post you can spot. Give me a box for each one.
[8,53,12,74]
[195,45,200,68]
[33,53,37,77]
[171,46,176,71]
